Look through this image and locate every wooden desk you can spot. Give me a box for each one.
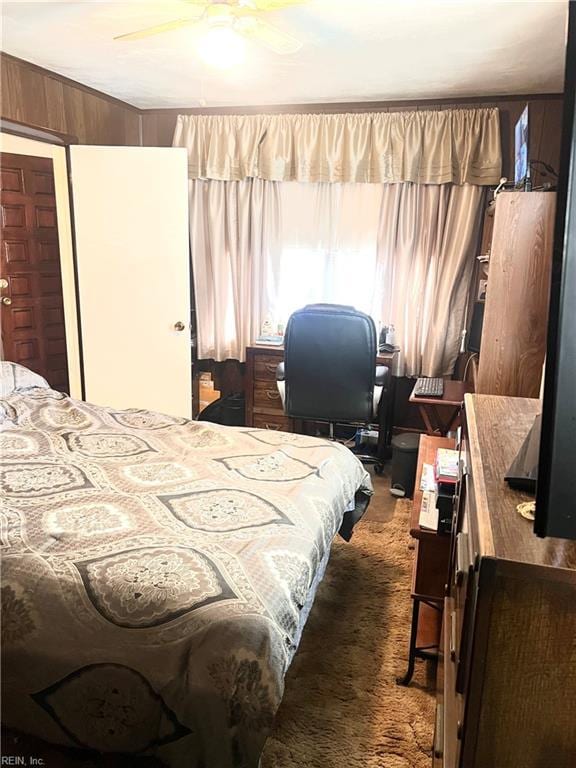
[398,433,454,686]
[245,343,398,432]
[409,380,472,436]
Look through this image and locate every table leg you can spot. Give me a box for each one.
[397,598,420,686]
[418,405,438,436]
[422,405,462,437]
[445,405,463,434]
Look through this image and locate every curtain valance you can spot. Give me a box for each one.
[173,108,501,185]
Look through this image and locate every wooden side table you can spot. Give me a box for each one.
[409,380,472,436]
[397,434,454,686]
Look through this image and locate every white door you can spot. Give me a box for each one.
[70,146,192,418]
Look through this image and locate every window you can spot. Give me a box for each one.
[274,182,384,326]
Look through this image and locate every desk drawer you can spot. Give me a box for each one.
[254,355,282,382]
[254,381,284,412]
[253,413,291,432]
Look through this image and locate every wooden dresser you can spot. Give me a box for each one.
[434,394,576,768]
[245,344,398,432]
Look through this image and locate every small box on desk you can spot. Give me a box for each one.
[437,480,456,512]
[436,485,455,534]
[435,449,458,534]
[435,448,459,484]
[418,487,453,535]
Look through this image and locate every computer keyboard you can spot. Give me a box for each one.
[413,377,444,398]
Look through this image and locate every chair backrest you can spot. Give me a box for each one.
[283,303,377,422]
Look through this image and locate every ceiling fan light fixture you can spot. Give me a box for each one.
[196,24,246,69]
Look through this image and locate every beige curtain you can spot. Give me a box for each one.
[177,109,497,366]
[189,178,280,362]
[173,109,501,185]
[374,183,484,377]
[276,182,384,321]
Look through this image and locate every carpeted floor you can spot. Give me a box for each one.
[261,499,435,768]
[2,494,435,768]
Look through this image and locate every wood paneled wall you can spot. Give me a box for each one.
[0,54,140,145]
[477,191,556,398]
[141,95,564,187]
[1,54,563,184]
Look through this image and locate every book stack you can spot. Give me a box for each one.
[435,448,459,486]
[254,335,283,346]
[435,448,459,533]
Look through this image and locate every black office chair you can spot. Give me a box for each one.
[276,304,390,470]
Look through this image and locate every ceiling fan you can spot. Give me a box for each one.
[114,0,305,55]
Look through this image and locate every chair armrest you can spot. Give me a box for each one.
[375,365,390,388]
[276,362,285,381]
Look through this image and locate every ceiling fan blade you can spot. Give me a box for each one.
[114,17,200,42]
[243,0,307,8]
[237,17,302,54]
[182,0,305,7]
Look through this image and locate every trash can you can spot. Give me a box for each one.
[198,394,245,426]
[390,432,420,498]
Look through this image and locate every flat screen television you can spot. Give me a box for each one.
[514,105,529,186]
[534,2,576,540]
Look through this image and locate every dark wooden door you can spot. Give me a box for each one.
[0,152,69,392]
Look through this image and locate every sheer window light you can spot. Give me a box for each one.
[274,182,384,325]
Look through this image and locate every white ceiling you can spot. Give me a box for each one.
[0,0,569,109]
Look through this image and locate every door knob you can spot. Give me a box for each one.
[2,296,12,306]
[0,278,8,290]
[174,321,186,332]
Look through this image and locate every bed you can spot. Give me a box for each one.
[0,362,372,768]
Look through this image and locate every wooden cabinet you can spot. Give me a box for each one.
[245,346,291,431]
[476,192,556,398]
[434,394,576,768]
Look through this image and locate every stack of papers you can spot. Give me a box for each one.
[255,335,283,346]
[435,448,459,484]
[420,463,437,491]
[419,490,439,531]
[419,463,439,530]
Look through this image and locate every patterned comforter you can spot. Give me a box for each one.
[0,364,372,767]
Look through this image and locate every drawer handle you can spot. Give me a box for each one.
[265,389,280,400]
[450,611,457,662]
[455,531,469,586]
[264,363,277,374]
[264,423,282,431]
[433,703,444,758]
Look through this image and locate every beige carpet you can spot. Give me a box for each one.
[261,499,435,768]
[2,501,435,768]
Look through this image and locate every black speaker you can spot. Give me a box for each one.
[468,301,485,353]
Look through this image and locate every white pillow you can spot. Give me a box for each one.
[0,362,49,398]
